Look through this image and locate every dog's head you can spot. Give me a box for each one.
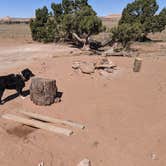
[21,68,35,81]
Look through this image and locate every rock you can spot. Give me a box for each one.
[80,62,95,74]
[100,57,110,64]
[95,58,116,69]
[72,61,80,70]
[99,70,110,78]
[150,153,159,160]
[104,48,114,56]
[77,159,91,166]
[104,68,114,73]
[38,161,44,166]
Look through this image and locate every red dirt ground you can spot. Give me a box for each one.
[0,40,166,166]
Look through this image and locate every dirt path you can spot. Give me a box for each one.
[0,42,80,70]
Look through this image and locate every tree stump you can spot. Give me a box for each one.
[133,57,142,72]
[30,77,57,106]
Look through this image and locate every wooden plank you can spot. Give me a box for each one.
[2,114,73,136]
[20,110,85,129]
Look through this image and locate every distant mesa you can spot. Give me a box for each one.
[0,16,31,24]
[100,14,121,28]
[1,16,11,22]
[0,14,121,25]
[103,14,121,19]
[101,14,121,20]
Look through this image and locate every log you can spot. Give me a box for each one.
[105,51,124,56]
[2,114,73,136]
[30,77,57,106]
[100,39,113,47]
[133,57,142,72]
[20,110,85,129]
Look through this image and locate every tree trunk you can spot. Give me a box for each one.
[30,77,57,106]
[82,43,90,51]
[72,33,90,50]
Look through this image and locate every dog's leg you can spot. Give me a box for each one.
[17,87,25,100]
[20,96,25,100]
[0,89,5,104]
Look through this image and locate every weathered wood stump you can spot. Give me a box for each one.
[30,77,57,106]
[133,57,142,72]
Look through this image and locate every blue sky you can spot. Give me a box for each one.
[0,0,165,18]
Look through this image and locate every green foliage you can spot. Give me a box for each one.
[112,23,143,48]
[120,0,158,25]
[156,8,166,32]
[51,3,63,18]
[30,6,52,42]
[30,0,103,43]
[112,0,166,48]
[73,5,102,37]
[119,0,166,39]
[62,0,74,14]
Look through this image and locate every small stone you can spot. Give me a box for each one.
[99,70,110,78]
[38,161,44,166]
[104,68,114,73]
[104,48,114,56]
[150,153,158,160]
[77,159,91,166]
[72,61,80,70]
[80,62,95,74]
[95,58,116,69]
[94,57,109,66]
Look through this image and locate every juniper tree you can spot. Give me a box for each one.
[30,6,49,41]
[119,0,166,41]
[30,0,103,48]
[111,0,166,49]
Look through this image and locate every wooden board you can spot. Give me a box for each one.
[2,114,73,136]
[20,110,85,129]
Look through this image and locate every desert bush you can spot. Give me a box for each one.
[155,8,166,32]
[111,23,143,49]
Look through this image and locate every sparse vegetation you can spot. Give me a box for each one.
[0,24,31,40]
[111,23,143,49]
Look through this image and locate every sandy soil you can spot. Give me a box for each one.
[0,40,166,166]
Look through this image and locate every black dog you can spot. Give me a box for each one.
[0,68,35,104]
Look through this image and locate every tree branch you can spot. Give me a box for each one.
[72,33,86,43]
